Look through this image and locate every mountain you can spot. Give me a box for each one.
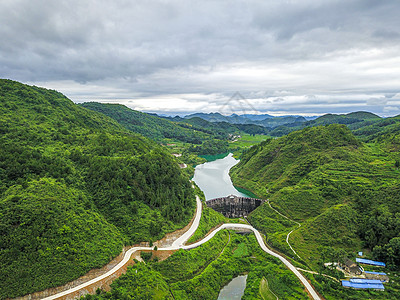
[257,116,306,128]
[308,111,381,126]
[0,80,195,298]
[185,112,232,122]
[183,112,308,128]
[182,117,270,136]
[269,111,382,137]
[351,115,400,148]
[79,102,211,144]
[240,113,274,120]
[231,124,400,270]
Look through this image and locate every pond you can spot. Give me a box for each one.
[192,153,251,200]
[217,275,248,300]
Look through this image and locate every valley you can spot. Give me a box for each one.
[1,80,399,300]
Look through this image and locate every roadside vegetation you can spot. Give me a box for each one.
[82,231,308,300]
[0,80,196,298]
[3,79,400,299]
[231,124,400,297]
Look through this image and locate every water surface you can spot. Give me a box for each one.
[192,153,250,200]
[217,275,248,300]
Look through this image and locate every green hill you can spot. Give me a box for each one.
[0,79,195,298]
[182,116,270,136]
[269,111,382,137]
[351,115,400,148]
[79,102,210,143]
[231,124,400,271]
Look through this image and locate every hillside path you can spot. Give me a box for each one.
[268,201,302,260]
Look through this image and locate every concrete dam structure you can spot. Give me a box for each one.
[206,195,265,218]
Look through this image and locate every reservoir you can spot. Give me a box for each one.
[217,275,248,300]
[192,153,250,200]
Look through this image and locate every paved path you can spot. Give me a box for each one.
[42,196,320,300]
[42,196,203,300]
[182,224,320,300]
[171,195,201,248]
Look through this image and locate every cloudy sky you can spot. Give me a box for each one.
[1,0,400,116]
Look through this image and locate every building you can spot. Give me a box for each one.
[341,259,362,275]
[342,278,385,290]
[356,258,386,267]
[364,271,389,283]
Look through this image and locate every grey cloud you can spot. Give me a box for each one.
[1,0,400,116]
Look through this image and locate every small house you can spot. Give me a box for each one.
[341,259,362,275]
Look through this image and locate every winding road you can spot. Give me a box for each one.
[42,196,320,300]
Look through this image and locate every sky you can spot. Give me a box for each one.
[1,0,400,117]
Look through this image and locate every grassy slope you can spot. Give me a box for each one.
[231,124,400,270]
[0,79,195,298]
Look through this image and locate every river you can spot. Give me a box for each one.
[192,153,250,200]
[192,153,250,299]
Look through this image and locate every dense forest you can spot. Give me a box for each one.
[231,124,400,271]
[0,80,196,298]
[79,102,211,143]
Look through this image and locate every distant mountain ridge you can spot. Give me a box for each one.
[269,111,386,137]
[183,112,312,128]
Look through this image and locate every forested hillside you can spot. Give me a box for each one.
[231,125,400,271]
[79,102,211,143]
[0,80,195,298]
[269,111,385,137]
[80,102,237,157]
[80,103,269,158]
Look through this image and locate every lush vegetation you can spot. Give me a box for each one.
[80,102,268,164]
[82,231,308,299]
[0,178,124,297]
[0,80,196,298]
[186,204,227,244]
[80,102,210,144]
[268,111,382,137]
[304,270,400,300]
[231,124,400,273]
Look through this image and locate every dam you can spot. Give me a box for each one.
[206,195,265,218]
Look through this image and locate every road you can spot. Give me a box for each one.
[42,196,203,300]
[182,224,320,300]
[171,195,202,248]
[42,196,320,300]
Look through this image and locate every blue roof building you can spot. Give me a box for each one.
[364,271,389,282]
[349,278,382,284]
[364,271,387,276]
[342,280,385,290]
[356,258,386,267]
